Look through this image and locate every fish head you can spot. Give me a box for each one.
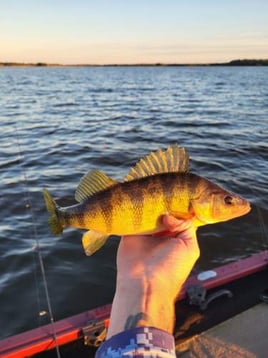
[191,178,251,226]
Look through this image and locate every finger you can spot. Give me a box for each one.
[162,214,193,233]
[120,234,157,252]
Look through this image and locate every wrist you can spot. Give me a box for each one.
[107,277,175,339]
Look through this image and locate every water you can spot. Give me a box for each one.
[0,66,267,340]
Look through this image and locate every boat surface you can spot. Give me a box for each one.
[1,250,268,358]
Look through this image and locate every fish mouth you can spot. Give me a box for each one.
[233,193,251,216]
[240,201,251,215]
[245,203,251,214]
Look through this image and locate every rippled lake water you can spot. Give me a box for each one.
[0,66,267,339]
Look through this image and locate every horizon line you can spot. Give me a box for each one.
[1,58,268,67]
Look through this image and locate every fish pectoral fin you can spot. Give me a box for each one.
[124,145,189,181]
[169,211,195,220]
[82,230,109,256]
[75,169,118,202]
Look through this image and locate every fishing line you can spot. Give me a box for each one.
[13,136,42,326]
[14,125,61,358]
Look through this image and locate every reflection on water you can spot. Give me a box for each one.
[0,66,267,339]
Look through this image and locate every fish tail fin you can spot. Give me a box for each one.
[43,188,63,235]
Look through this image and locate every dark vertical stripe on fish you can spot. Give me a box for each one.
[77,213,86,228]
[187,173,201,197]
[160,174,178,212]
[121,181,145,230]
[98,190,113,232]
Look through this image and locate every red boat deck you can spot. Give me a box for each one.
[1,250,268,358]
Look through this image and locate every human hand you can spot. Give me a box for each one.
[107,215,200,338]
[117,214,199,299]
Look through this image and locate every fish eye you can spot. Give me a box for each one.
[224,196,233,205]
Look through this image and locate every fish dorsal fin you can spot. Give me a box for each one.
[124,145,189,182]
[75,169,117,202]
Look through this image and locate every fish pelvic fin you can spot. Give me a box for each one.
[43,188,63,235]
[82,230,109,256]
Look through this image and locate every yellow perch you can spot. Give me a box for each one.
[43,145,251,255]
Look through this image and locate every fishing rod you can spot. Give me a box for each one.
[256,204,268,255]
[14,125,61,358]
[249,183,268,252]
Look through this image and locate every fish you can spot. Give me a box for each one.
[43,145,251,256]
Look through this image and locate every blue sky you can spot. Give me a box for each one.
[1,0,268,64]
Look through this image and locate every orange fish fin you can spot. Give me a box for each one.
[124,145,189,182]
[75,169,117,202]
[82,230,109,256]
[169,210,195,220]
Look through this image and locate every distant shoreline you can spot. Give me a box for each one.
[0,59,268,67]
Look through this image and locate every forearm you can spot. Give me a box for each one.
[96,218,199,357]
[107,278,175,339]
